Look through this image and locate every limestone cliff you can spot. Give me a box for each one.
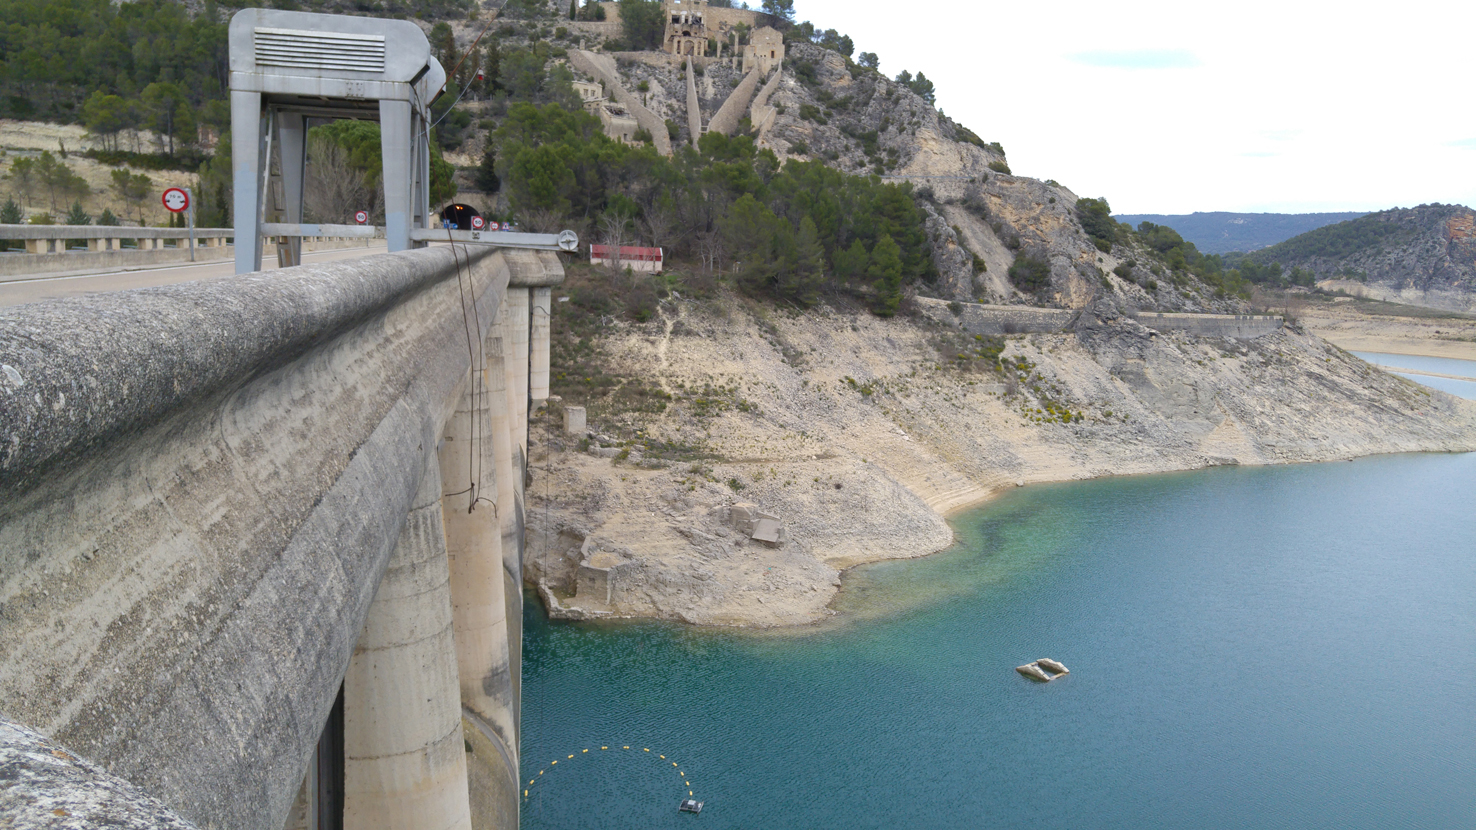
[526,281,1476,628]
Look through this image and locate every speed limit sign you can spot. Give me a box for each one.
[355,210,369,225]
[161,187,189,213]
[470,215,485,230]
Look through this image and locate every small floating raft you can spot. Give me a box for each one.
[679,799,704,814]
[1016,658,1069,682]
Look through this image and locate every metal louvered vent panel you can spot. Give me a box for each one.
[254,27,386,73]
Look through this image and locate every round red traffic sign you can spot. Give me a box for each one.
[470,215,485,230]
[161,187,189,213]
[355,210,369,225]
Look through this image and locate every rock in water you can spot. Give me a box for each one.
[1036,658,1069,675]
[1016,662,1052,682]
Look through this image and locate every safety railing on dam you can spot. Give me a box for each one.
[0,244,559,830]
[0,223,384,279]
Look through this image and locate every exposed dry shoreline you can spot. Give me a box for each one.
[527,297,1476,630]
[1300,296,1476,362]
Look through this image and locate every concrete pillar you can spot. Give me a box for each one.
[483,315,518,583]
[437,371,514,743]
[484,309,522,738]
[438,368,521,830]
[529,287,551,407]
[24,238,44,254]
[379,99,413,253]
[109,238,121,251]
[564,406,586,436]
[231,89,266,274]
[276,111,306,268]
[343,454,473,830]
[87,238,104,252]
[503,289,531,456]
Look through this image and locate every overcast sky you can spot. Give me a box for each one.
[793,0,1476,215]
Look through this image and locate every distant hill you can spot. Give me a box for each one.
[1243,204,1476,312]
[1112,212,1368,254]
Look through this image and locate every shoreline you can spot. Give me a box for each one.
[528,304,1476,633]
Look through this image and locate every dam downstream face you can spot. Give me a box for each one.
[519,452,1476,829]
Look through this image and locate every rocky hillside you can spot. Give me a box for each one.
[1250,204,1476,312]
[586,41,1247,314]
[525,264,1476,628]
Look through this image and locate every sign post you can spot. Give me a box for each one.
[162,187,193,262]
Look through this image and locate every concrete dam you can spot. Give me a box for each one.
[0,244,560,830]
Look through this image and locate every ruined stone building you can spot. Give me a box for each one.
[664,0,709,57]
[599,106,640,144]
[743,26,784,74]
[572,79,605,112]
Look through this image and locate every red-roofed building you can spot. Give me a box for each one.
[590,244,664,273]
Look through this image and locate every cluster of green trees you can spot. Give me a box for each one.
[1072,198,1252,297]
[492,102,932,314]
[893,70,935,104]
[1245,209,1421,263]
[0,0,227,127]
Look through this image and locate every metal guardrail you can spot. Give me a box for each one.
[0,224,233,240]
[262,222,579,252]
[0,224,233,256]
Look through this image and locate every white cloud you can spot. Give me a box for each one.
[791,0,1476,213]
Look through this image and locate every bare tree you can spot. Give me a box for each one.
[598,207,634,272]
[696,229,725,273]
[520,207,567,234]
[639,202,680,256]
[303,136,373,224]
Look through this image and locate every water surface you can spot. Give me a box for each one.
[1354,350,1476,399]
[521,453,1476,829]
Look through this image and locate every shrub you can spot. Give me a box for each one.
[947,300,963,315]
[1008,254,1051,292]
[1113,263,1134,280]
[987,160,1011,174]
[788,140,809,155]
[973,255,987,273]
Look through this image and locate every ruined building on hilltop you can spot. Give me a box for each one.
[663,0,709,57]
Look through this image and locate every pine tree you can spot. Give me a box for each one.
[569,0,577,19]
[868,233,903,317]
[65,201,91,225]
[98,208,120,226]
[833,238,869,283]
[475,148,501,193]
[0,196,20,251]
[781,215,825,306]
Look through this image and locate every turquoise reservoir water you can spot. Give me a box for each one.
[520,453,1476,829]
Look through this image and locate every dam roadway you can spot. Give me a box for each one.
[0,243,389,307]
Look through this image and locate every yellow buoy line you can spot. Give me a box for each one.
[522,744,696,801]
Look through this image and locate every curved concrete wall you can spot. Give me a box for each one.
[708,66,763,137]
[685,57,703,146]
[569,50,673,156]
[916,297,1283,340]
[0,245,540,830]
[748,65,784,138]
